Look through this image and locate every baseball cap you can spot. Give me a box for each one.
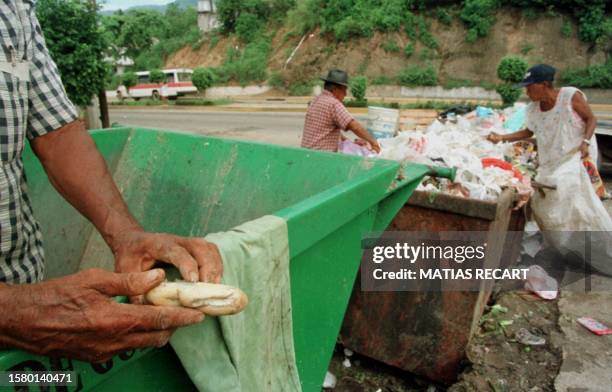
[516,64,556,87]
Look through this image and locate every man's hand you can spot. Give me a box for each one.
[580,141,590,159]
[112,231,223,302]
[354,138,381,153]
[0,269,204,362]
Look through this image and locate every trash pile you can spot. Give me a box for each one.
[342,104,537,202]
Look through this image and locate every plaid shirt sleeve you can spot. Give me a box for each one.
[332,101,354,130]
[26,15,78,140]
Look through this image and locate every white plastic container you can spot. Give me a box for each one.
[367,106,399,139]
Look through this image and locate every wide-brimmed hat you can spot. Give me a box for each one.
[516,64,556,87]
[320,69,349,87]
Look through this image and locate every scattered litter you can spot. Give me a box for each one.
[342,358,351,368]
[322,371,337,389]
[516,328,546,346]
[491,304,509,314]
[343,348,353,357]
[499,320,514,327]
[576,317,612,336]
[338,139,374,157]
[524,265,558,300]
[426,385,437,392]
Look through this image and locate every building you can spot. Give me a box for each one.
[198,0,220,33]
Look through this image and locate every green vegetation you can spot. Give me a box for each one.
[101,4,201,72]
[495,84,522,107]
[560,61,612,89]
[349,76,368,103]
[110,98,233,106]
[149,69,165,83]
[371,75,395,85]
[192,67,216,94]
[289,80,316,96]
[436,8,453,26]
[382,40,400,53]
[520,43,534,55]
[267,72,286,89]
[404,43,415,58]
[496,56,527,107]
[213,36,272,86]
[561,20,573,37]
[497,56,528,83]
[398,66,438,87]
[37,0,107,107]
[121,72,137,89]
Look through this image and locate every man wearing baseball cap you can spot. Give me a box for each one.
[301,69,380,153]
[488,64,612,276]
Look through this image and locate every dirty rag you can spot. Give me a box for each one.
[170,215,301,392]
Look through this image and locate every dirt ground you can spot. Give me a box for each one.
[326,290,562,392]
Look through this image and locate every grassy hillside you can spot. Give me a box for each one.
[159,1,610,90]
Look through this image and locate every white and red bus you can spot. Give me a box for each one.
[117,68,197,100]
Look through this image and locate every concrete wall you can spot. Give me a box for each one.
[367,85,499,100]
[204,85,271,97]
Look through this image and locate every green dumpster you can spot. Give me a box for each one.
[0,127,449,391]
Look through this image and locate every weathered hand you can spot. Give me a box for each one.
[113,231,223,289]
[580,142,590,159]
[0,269,204,362]
[487,132,502,144]
[369,139,381,153]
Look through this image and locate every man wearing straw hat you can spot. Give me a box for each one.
[301,69,380,153]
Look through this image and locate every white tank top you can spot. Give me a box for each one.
[525,87,597,170]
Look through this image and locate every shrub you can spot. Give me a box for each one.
[268,72,286,89]
[121,72,137,89]
[235,12,264,42]
[371,75,395,85]
[460,0,499,43]
[560,61,612,89]
[561,20,572,37]
[192,67,216,94]
[382,39,400,53]
[496,84,522,107]
[436,8,452,26]
[404,43,415,58]
[350,76,368,102]
[149,69,165,83]
[497,56,528,83]
[398,66,438,87]
[289,80,315,96]
[520,43,534,55]
[216,36,272,86]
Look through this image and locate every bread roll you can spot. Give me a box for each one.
[145,281,248,316]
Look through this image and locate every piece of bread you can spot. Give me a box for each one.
[145,281,248,316]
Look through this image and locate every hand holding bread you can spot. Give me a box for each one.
[146,281,248,316]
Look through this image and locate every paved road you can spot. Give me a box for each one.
[109,108,369,147]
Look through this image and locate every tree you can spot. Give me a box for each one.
[496,56,528,107]
[116,10,166,60]
[149,69,166,83]
[36,0,108,107]
[350,76,368,103]
[192,68,216,95]
[121,72,137,89]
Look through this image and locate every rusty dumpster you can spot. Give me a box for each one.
[340,189,526,384]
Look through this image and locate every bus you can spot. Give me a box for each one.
[117,68,197,100]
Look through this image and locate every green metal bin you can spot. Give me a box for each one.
[0,127,445,391]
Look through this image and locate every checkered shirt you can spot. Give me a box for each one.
[301,90,354,152]
[0,1,78,283]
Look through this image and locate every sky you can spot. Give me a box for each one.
[101,0,175,11]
